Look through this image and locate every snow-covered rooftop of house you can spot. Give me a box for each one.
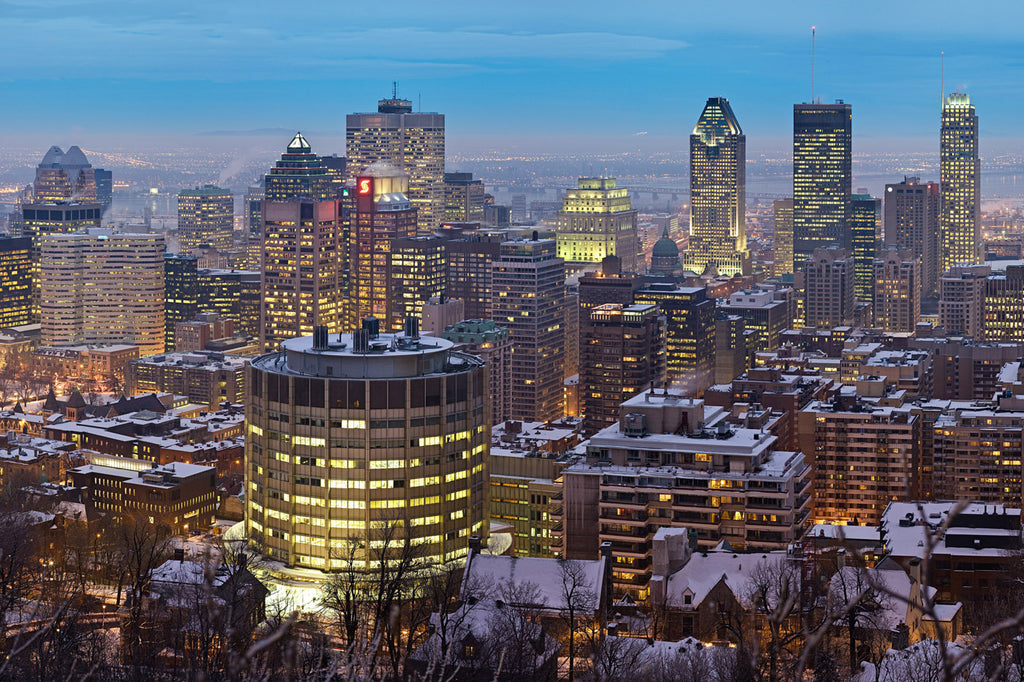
[662,549,791,610]
[462,553,605,615]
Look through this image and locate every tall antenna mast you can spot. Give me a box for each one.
[811,26,816,103]
[940,50,945,109]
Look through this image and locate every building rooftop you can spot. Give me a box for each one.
[253,328,482,380]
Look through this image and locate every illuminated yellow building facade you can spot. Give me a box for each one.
[940,93,981,273]
[259,199,342,350]
[0,237,33,329]
[793,102,852,260]
[555,177,638,274]
[772,198,794,277]
[245,327,489,570]
[346,96,445,232]
[684,97,749,277]
[40,229,165,355]
[347,164,419,332]
[177,185,234,252]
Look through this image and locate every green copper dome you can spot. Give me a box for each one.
[652,229,679,258]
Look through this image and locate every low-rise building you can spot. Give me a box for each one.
[881,501,1023,603]
[68,460,217,535]
[126,351,248,409]
[32,344,140,384]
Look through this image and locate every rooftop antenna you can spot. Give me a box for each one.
[940,50,945,109]
[811,26,816,103]
[418,92,422,111]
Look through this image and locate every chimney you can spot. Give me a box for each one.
[173,547,185,562]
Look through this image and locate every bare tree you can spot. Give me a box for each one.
[558,558,598,682]
[484,580,551,680]
[828,564,891,674]
[115,513,174,666]
[744,554,806,682]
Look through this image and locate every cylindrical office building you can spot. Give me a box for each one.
[246,323,489,571]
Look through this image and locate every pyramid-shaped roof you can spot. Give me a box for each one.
[42,387,61,412]
[65,388,87,409]
[61,145,90,168]
[287,132,311,152]
[40,145,64,167]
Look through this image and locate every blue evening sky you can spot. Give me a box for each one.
[2,0,1023,154]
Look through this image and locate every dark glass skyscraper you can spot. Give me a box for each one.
[940,93,981,274]
[0,237,33,329]
[793,102,853,260]
[684,97,748,276]
[851,194,880,304]
[164,255,200,349]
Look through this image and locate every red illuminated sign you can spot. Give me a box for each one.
[358,178,372,195]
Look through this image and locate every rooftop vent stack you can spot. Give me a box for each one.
[362,316,380,339]
[404,316,420,341]
[312,325,329,351]
[353,329,370,353]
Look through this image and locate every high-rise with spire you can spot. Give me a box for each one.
[684,97,749,276]
[259,134,342,349]
[263,132,333,201]
[346,87,445,232]
[939,93,981,273]
[793,102,852,259]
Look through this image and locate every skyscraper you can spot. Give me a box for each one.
[0,237,33,329]
[40,229,165,354]
[772,198,794,277]
[260,199,342,349]
[391,235,447,326]
[33,145,97,203]
[940,93,981,273]
[491,239,566,422]
[884,177,940,296]
[347,164,419,331]
[803,247,855,328]
[793,102,853,259]
[177,185,234,252]
[438,230,503,320]
[635,283,716,394]
[164,255,200,349]
[938,264,990,337]
[263,133,333,202]
[346,93,445,232]
[580,303,666,435]
[684,97,749,277]
[851,193,880,304]
[872,247,922,333]
[443,172,486,223]
[555,177,638,274]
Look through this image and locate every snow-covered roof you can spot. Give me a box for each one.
[662,549,791,609]
[462,553,605,615]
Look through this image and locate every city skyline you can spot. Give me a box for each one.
[2,1,1024,155]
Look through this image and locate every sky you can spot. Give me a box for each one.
[2,0,1024,156]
